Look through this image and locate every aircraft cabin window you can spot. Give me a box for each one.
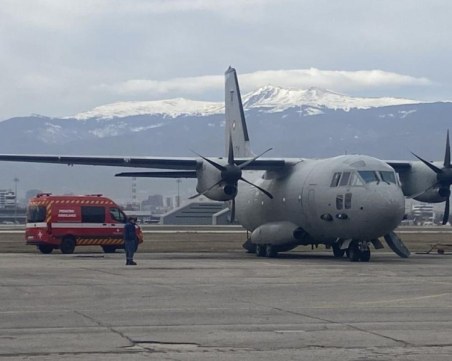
[345,193,352,209]
[330,172,341,187]
[339,172,351,186]
[380,171,396,184]
[336,194,343,210]
[358,171,379,184]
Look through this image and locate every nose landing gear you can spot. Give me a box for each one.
[346,240,371,262]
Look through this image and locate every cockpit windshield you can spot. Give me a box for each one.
[330,170,398,186]
[358,171,379,184]
[379,171,397,184]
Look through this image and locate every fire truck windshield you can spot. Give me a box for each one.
[27,205,46,223]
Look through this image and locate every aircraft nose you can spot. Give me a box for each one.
[359,186,405,238]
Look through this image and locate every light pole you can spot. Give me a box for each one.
[13,177,19,224]
[176,179,181,208]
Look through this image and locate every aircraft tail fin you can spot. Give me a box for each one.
[225,67,253,157]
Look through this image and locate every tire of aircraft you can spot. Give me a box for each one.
[101,245,117,253]
[38,245,54,254]
[256,244,266,257]
[332,244,345,258]
[348,242,360,262]
[360,250,371,262]
[265,244,277,258]
[60,237,76,254]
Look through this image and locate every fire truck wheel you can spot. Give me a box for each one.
[101,245,117,253]
[60,237,76,254]
[38,245,54,254]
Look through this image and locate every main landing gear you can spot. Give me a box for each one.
[255,244,278,258]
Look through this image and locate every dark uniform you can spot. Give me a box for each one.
[124,217,138,265]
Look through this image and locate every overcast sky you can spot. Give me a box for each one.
[1,0,452,121]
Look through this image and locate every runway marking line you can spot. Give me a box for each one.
[356,292,451,305]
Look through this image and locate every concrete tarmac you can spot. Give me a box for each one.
[1,251,452,360]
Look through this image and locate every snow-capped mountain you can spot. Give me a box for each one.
[242,85,421,112]
[70,85,421,120]
[72,98,223,120]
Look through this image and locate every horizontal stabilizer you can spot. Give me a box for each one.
[115,171,197,178]
[384,231,411,258]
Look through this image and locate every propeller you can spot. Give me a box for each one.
[191,135,273,222]
[411,130,452,225]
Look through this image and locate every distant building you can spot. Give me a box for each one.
[411,203,435,225]
[165,197,174,209]
[0,190,15,209]
[160,201,229,225]
[141,194,164,212]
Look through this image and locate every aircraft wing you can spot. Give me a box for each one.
[386,161,412,172]
[0,154,199,170]
[115,171,198,178]
[0,154,288,172]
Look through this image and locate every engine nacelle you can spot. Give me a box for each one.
[414,188,448,203]
[399,162,442,202]
[195,160,238,201]
[197,182,237,201]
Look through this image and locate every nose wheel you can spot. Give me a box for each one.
[346,241,371,262]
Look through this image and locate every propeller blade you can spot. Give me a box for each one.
[411,152,443,174]
[188,179,223,199]
[229,198,236,223]
[445,130,451,168]
[238,148,273,169]
[192,151,225,172]
[240,177,273,199]
[228,134,234,165]
[443,196,450,225]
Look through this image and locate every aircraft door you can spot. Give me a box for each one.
[308,189,317,214]
[306,188,318,230]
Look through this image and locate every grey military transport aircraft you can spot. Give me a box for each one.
[0,67,451,262]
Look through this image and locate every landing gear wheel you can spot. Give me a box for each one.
[256,244,266,257]
[60,237,75,254]
[360,250,371,262]
[265,244,277,258]
[102,245,117,253]
[38,245,53,254]
[332,244,345,258]
[347,242,360,262]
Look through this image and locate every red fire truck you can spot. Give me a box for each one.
[25,193,143,254]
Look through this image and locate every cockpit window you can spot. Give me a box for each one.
[330,172,341,187]
[358,171,379,184]
[333,171,393,187]
[331,171,366,187]
[379,171,396,184]
[339,172,351,186]
[349,172,364,186]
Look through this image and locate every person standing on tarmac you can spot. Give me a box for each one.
[124,216,138,266]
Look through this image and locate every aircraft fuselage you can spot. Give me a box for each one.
[236,154,405,244]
